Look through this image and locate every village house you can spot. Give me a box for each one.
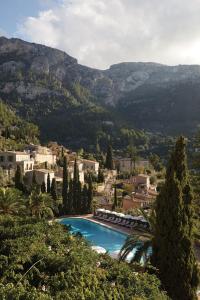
[122,191,157,210]
[114,157,150,173]
[81,159,99,175]
[25,145,56,166]
[25,169,55,187]
[0,151,34,173]
[55,160,85,184]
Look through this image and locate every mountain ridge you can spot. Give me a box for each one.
[0,36,200,145]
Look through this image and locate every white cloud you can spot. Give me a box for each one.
[18,0,200,69]
[0,28,9,38]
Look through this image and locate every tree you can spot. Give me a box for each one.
[47,173,51,194]
[32,171,37,185]
[51,178,57,201]
[68,179,73,214]
[87,175,93,213]
[29,190,54,219]
[105,143,114,170]
[62,156,69,214]
[152,136,199,300]
[0,188,25,215]
[112,184,118,210]
[41,181,46,193]
[97,169,104,183]
[14,165,24,192]
[72,159,80,213]
[81,184,88,214]
[127,139,138,171]
[119,209,155,265]
[149,154,163,172]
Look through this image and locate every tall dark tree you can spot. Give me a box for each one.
[32,171,37,186]
[98,169,104,183]
[152,136,199,300]
[77,181,82,214]
[68,179,73,214]
[105,143,114,170]
[51,178,57,201]
[81,184,88,214]
[14,165,24,192]
[72,159,81,213]
[41,181,46,193]
[62,156,69,214]
[87,175,93,213]
[112,184,118,210]
[47,173,51,194]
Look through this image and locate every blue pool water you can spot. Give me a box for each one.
[59,218,128,253]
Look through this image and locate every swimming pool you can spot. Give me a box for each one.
[59,217,128,253]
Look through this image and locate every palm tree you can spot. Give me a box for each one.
[0,188,25,215]
[119,209,155,265]
[29,189,55,219]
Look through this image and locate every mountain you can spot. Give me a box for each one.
[0,101,39,149]
[0,36,200,149]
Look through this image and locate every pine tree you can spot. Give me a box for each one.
[112,184,117,210]
[87,175,93,213]
[51,178,57,201]
[152,136,199,300]
[41,181,46,193]
[62,156,69,214]
[105,143,114,170]
[47,173,51,193]
[14,165,24,192]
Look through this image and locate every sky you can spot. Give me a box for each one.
[1,0,200,69]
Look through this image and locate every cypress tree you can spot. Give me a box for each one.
[82,184,88,214]
[72,159,79,213]
[68,179,73,214]
[87,175,93,213]
[14,165,24,191]
[41,181,46,193]
[77,181,82,214]
[112,184,117,210]
[105,143,114,170]
[152,136,199,300]
[51,178,57,201]
[47,173,51,193]
[62,156,69,214]
[32,171,37,186]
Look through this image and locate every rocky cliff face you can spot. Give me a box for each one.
[1,36,200,137]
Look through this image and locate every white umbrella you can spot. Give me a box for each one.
[91,246,107,254]
[117,213,125,218]
[124,215,135,219]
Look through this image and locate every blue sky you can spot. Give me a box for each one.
[1,0,200,69]
[0,0,61,36]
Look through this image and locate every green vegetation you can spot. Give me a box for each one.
[14,165,24,192]
[105,143,114,170]
[0,101,39,150]
[0,215,168,299]
[119,209,155,265]
[62,159,94,215]
[152,137,199,300]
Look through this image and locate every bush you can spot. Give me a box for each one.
[0,215,168,299]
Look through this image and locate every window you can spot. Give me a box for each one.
[0,156,4,162]
[8,156,13,162]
